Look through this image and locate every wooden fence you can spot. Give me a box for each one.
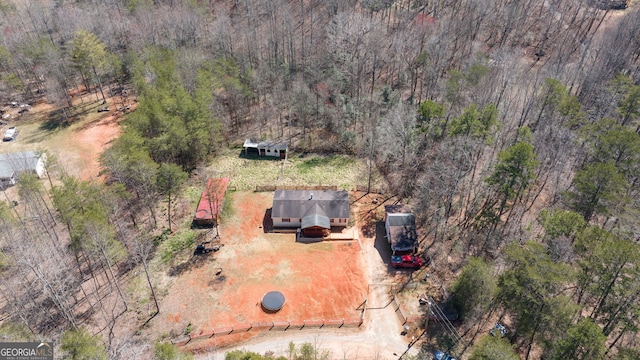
[170,288,423,347]
[254,184,387,194]
[391,292,408,326]
[172,298,367,346]
[255,185,338,192]
[172,317,365,346]
[390,285,423,325]
[354,185,386,194]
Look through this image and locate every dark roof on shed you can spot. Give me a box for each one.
[387,213,415,227]
[384,204,413,215]
[272,190,349,221]
[387,212,418,252]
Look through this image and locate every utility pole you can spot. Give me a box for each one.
[367,117,376,193]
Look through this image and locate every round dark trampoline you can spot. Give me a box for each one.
[261,291,286,312]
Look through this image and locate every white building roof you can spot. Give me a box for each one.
[0,151,43,179]
[243,139,288,150]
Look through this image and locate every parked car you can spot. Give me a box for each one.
[391,255,423,269]
[433,350,457,360]
[490,323,508,337]
[18,104,31,113]
[3,126,17,141]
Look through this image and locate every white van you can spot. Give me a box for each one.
[3,126,17,141]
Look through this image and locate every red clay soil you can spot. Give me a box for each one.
[71,113,122,180]
[153,191,369,350]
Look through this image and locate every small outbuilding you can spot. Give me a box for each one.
[0,151,47,189]
[385,204,418,255]
[243,139,288,159]
[271,190,349,237]
[193,178,230,226]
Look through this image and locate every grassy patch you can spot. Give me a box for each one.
[206,148,376,191]
[36,100,104,134]
[39,108,68,132]
[127,273,147,302]
[0,250,10,271]
[0,322,32,341]
[220,191,235,221]
[183,185,203,208]
[296,154,356,173]
[159,230,196,264]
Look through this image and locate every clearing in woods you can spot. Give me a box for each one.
[149,191,369,350]
[2,90,403,353]
[0,92,125,181]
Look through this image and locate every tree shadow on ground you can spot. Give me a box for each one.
[422,320,462,355]
[190,222,213,230]
[38,100,111,134]
[238,149,283,161]
[372,221,393,268]
[73,106,117,132]
[262,208,273,233]
[168,253,213,277]
[39,108,68,132]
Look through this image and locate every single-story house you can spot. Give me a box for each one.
[0,151,47,189]
[385,204,418,255]
[271,190,349,237]
[243,139,288,158]
[193,178,230,226]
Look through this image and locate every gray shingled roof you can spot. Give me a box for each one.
[387,213,415,227]
[301,203,331,229]
[0,151,41,179]
[387,213,418,251]
[272,190,349,224]
[301,214,331,229]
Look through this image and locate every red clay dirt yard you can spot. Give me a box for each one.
[152,191,369,349]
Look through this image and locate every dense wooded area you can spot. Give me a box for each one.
[1,0,640,358]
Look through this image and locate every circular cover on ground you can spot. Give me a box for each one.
[261,291,286,312]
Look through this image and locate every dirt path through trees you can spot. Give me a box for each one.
[69,113,121,180]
